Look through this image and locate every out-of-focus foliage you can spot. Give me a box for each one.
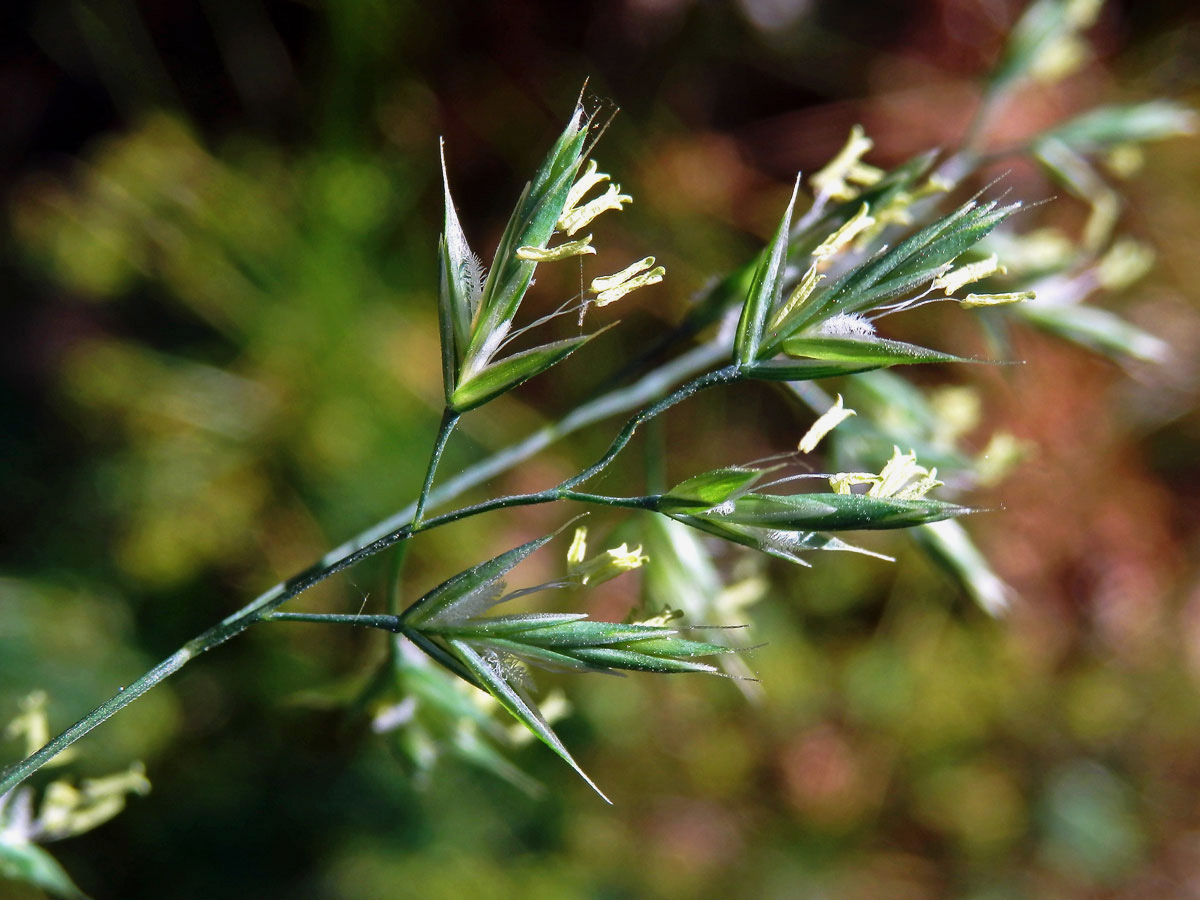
[2,0,1200,898]
[9,111,446,587]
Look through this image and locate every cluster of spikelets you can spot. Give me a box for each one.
[9,0,1193,841]
[729,126,1041,387]
[409,100,1054,797]
[437,106,665,413]
[394,524,743,802]
[385,380,962,798]
[2,11,1196,898]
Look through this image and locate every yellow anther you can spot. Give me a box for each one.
[558,182,632,236]
[563,160,612,214]
[893,468,943,500]
[516,234,596,261]
[829,473,880,495]
[846,161,885,187]
[567,527,588,566]
[1096,238,1154,292]
[798,394,857,454]
[811,125,875,201]
[869,446,928,498]
[960,290,1035,308]
[769,262,824,331]
[933,254,1007,295]
[595,267,665,306]
[812,203,875,259]
[590,257,665,307]
[569,541,649,586]
[590,257,655,293]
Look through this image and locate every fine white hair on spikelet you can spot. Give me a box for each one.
[462,252,486,307]
[423,578,505,626]
[818,312,876,337]
[483,648,533,690]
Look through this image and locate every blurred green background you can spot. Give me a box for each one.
[2,1,1200,898]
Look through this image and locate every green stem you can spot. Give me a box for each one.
[2,129,1002,797]
[264,611,401,630]
[0,478,664,795]
[560,490,660,511]
[268,336,729,594]
[425,338,728,510]
[413,409,460,524]
[0,649,193,797]
[0,492,502,795]
[559,364,743,490]
[1,296,737,800]
[389,406,455,662]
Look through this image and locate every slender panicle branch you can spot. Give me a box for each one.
[559,364,743,490]
[413,409,460,524]
[264,612,403,630]
[0,359,726,796]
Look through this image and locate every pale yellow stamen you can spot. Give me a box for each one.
[893,468,943,500]
[1097,238,1154,292]
[38,762,150,840]
[589,257,665,307]
[811,125,875,201]
[5,691,77,767]
[869,446,927,498]
[567,526,588,566]
[595,267,665,306]
[564,160,611,213]
[1104,144,1145,179]
[829,473,880,495]
[516,234,596,261]
[569,540,649,585]
[5,690,50,757]
[558,183,632,236]
[846,161,885,187]
[960,290,1035,308]
[831,448,942,500]
[606,543,649,571]
[769,262,825,331]
[634,606,683,628]
[798,394,857,454]
[812,203,875,259]
[933,254,1007,295]
[81,763,152,800]
[590,257,655,293]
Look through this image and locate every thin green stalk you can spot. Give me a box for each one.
[413,409,460,524]
[0,649,193,798]
[0,491,527,795]
[2,119,1006,800]
[390,406,455,664]
[0,365,722,795]
[384,536,411,687]
[559,490,660,511]
[265,337,728,600]
[425,337,729,510]
[264,612,402,630]
[559,364,743,490]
